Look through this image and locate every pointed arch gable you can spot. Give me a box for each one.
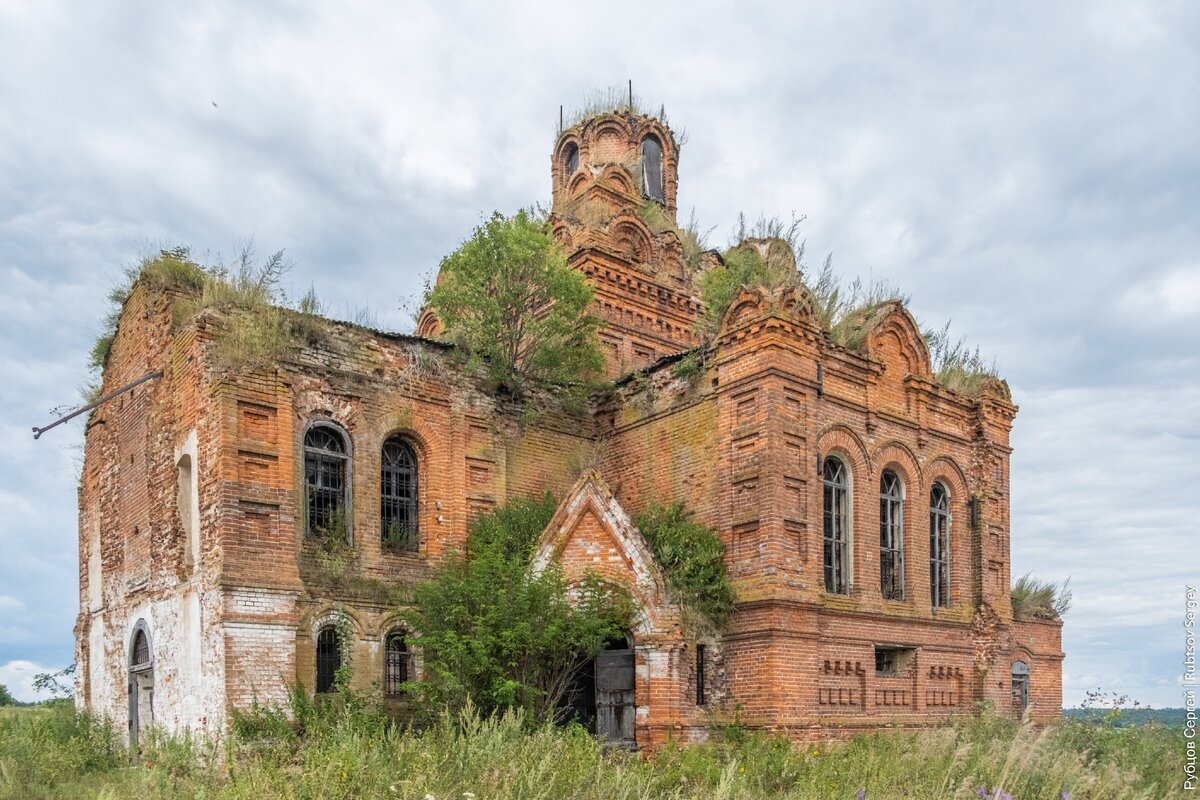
[865,303,932,380]
[533,472,681,638]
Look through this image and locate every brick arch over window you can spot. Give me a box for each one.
[924,456,970,609]
[816,426,871,592]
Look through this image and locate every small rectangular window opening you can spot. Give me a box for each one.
[874,646,916,677]
[695,644,707,706]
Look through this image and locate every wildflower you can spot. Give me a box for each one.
[463,793,476,800]
[1061,793,1071,800]
[857,791,866,800]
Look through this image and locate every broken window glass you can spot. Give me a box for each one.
[384,631,411,697]
[641,136,664,203]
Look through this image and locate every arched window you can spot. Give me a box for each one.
[384,630,412,698]
[315,627,341,694]
[304,425,348,540]
[381,437,418,552]
[1011,661,1030,712]
[823,456,850,594]
[130,626,152,672]
[564,142,580,176]
[640,136,664,203]
[930,483,951,608]
[879,470,904,601]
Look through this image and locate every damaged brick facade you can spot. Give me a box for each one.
[76,109,1062,749]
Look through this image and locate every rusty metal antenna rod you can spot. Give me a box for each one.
[32,369,163,440]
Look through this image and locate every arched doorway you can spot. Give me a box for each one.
[563,635,635,747]
[128,622,154,747]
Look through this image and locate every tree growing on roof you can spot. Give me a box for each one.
[425,210,605,392]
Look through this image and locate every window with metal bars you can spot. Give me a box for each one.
[130,626,151,671]
[640,136,664,203]
[315,627,341,693]
[879,470,904,601]
[381,437,418,552]
[384,631,412,697]
[823,456,850,594]
[695,644,707,706]
[304,425,348,540]
[930,483,951,608]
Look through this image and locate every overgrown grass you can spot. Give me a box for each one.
[560,86,683,147]
[635,501,734,629]
[0,700,1186,799]
[88,245,326,391]
[1011,573,1072,621]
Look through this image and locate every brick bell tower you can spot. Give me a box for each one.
[548,110,702,376]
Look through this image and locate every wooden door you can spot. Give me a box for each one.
[595,648,635,747]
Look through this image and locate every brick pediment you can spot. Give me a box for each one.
[532,472,681,636]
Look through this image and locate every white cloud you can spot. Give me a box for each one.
[0,660,67,704]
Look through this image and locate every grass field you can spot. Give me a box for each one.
[0,700,1187,800]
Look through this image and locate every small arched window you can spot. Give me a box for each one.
[381,437,418,552]
[640,136,664,203]
[823,456,850,594]
[564,142,580,176]
[130,626,152,672]
[879,471,904,601]
[315,626,341,694]
[930,483,951,608]
[384,630,412,697]
[304,425,348,540]
[1011,661,1030,712]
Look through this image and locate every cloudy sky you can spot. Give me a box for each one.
[0,1,1196,706]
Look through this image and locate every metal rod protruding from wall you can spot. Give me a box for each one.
[32,369,164,440]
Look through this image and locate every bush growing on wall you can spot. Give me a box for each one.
[635,501,734,628]
[403,494,632,723]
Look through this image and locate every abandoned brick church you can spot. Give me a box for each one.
[75,108,1062,748]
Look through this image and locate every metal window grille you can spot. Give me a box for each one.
[304,427,347,539]
[641,137,664,203]
[384,632,411,697]
[695,644,706,706]
[381,438,418,552]
[823,457,850,594]
[875,648,896,676]
[130,629,151,671]
[315,627,341,693]
[930,483,951,608]
[879,471,905,601]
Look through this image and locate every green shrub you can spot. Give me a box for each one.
[635,501,734,628]
[425,210,605,393]
[403,494,633,723]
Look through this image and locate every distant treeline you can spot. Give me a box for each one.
[1063,707,1188,728]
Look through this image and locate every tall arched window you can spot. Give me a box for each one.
[384,630,412,698]
[640,136,664,203]
[315,627,341,694]
[879,470,904,601]
[304,425,348,540]
[930,483,951,608]
[381,437,418,552]
[823,456,850,594]
[564,142,580,176]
